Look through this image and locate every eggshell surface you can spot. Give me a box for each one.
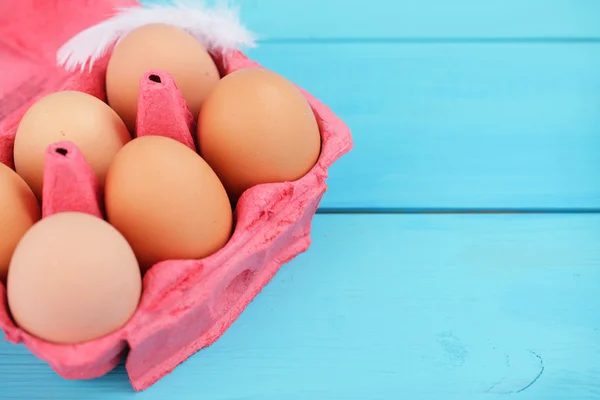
[104,135,233,272]
[0,163,40,283]
[106,23,221,133]
[13,90,131,200]
[197,68,322,201]
[7,212,142,344]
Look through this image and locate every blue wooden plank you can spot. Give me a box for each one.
[144,0,600,39]
[1,214,600,399]
[241,0,600,40]
[244,42,600,211]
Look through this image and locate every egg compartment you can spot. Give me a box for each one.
[0,46,352,390]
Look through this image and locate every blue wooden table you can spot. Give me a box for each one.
[2,1,600,399]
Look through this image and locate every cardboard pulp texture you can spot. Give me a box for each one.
[0,1,353,391]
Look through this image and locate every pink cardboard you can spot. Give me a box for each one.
[0,0,138,167]
[0,3,353,392]
[136,70,196,152]
[42,142,104,219]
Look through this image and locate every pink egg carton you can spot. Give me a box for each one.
[0,26,352,393]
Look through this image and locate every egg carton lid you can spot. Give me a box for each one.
[0,0,256,135]
[0,0,138,128]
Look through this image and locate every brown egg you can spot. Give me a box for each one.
[106,23,221,133]
[197,68,321,201]
[105,136,232,272]
[14,90,131,200]
[7,212,141,344]
[0,163,40,283]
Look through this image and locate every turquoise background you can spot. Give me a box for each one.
[2,1,600,399]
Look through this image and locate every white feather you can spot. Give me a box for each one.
[56,0,257,73]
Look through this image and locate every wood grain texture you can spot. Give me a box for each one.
[3,1,600,399]
[1,214,599,399]
[245,43,600,211]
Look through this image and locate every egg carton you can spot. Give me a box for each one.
[0,3,352,392]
